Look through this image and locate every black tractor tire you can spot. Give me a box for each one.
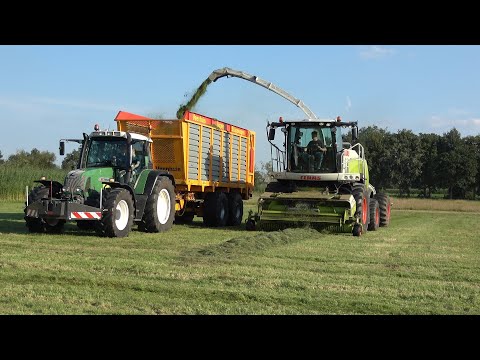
[203,192,229,227]
[95,188,134,238]
[141,176,175,232]
[227,192,243,226]
[375,192,391,227]
[44,218,66,234]
[368,198,380,231]
[77,221,96,231]
[352,183,370,233]
[174,212,195,225]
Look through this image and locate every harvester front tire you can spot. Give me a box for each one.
[227,192,243,226]
[96,188,134,238]
[353,223,363,236]
[142,176,175,232]
[352,184,370,233]
[246,219,256,231]
[376,192,391,227]
[368,198,380,231]
[203,192,229,227]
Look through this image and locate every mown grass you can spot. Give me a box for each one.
[391,197,480,212]
[1,199,479,314]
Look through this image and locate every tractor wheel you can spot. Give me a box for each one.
[174,212,195,225]
[352,184,370,233]
[142,176,175,232]
[376,192,391,227]
[77,221,96,231]
[44,218,65,234]
[95,188,134,237]
[368,198,380,231]
[227,192,243,226]
[25,185,49,233]
[203,192,229,227]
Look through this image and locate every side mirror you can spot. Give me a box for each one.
[59,141,65,156]
[268,127,276,141]
[352,127,358,142]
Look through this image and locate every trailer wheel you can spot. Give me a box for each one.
[96,188,134,238]
[175,212,195,225]
[375,192,391,227]
[227,192,243,226]
[142,176,175,232]
[352,184,370,233]
[368,198,380,231]
[203,192,229,227]
[25,185,49,233]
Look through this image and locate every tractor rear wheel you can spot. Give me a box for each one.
[375,192,391,227]
[95,188,134,237]
[142,176,175,232]
[203,192,229,227]
[227,192,243,226]
[368,198,380,231]
[352,184,370,233]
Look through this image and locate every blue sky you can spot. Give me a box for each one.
[1,45,479,167]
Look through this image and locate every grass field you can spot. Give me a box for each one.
[1,199,479,314]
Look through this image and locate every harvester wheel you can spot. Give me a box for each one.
[203,192,229,227]
[227,192,243,226]
[353,223,363,236]
[175,212,195,224]
[368,198,380,231]
[142,176,175,232]
[246,219,256,231]
[376,192,391,227]
[352,184,370,233]
[96,188,134,237]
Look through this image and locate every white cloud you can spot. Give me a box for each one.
[428,114,480,135]
[359,45,395,59]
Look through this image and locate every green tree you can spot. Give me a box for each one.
[464,135,480,199]
[61,148,81,170]
[7,148,57,169]
[417,133,441,198]
[390,129,423,197]
[437,128,477,199]
[358,126,394,190]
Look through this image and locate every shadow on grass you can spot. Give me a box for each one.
[0,213,27,234]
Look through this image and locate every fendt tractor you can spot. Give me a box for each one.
[24,110,255,237]
[203,67,392,236]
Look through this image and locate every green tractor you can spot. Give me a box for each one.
[24,125,176,237]
[246,117,391,236]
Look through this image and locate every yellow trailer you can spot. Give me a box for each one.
[116,110,255,226]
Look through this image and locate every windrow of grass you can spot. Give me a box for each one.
[1,200,479,314]
[0,165,68,202]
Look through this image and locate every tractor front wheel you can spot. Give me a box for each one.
[96,188,134,237]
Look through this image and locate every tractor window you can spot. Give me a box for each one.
[86,139,129,168]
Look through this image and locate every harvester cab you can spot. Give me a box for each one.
[247,117,391,236]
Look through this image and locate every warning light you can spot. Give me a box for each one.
[94,124,100,131]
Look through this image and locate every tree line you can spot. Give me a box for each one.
[2,126,480,199]
[253,126,480,199]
